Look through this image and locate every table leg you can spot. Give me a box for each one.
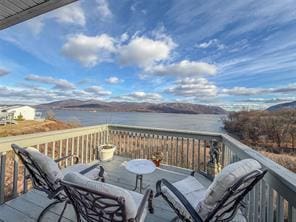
[133,174,140,191]
[139,175,143,193]
[133,174,146,193]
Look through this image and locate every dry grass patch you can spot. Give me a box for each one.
[260,151,296,172]
[0,120,79,137]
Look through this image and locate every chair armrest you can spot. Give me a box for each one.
[79,163,105,181]
[155,179,203,222]
[135,189,153,222]
[55,155,79,164]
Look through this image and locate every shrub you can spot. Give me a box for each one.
[16,113,24,121]
[45,110,56,120]
[223,109,296,172]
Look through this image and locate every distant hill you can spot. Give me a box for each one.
[36,99,227,115]
[267,101,296,111]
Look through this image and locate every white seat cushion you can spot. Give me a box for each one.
[26,147,103,186]
[64,172,140,220]
[172,176,206,207]
[26,147,63,186]
[196,159,261,220]
[162,176,206,220]
[62,164,101,180]
[231,209,247,222]
[161,159,259,221]
[129,190,147,222]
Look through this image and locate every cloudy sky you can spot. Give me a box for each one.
[0,0,296,110]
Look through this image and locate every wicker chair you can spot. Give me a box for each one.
[11,144,105,222]
[155,159,267,222]
[61,172,154,222]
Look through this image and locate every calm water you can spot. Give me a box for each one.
[46,110,225,132]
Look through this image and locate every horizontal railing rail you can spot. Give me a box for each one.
[0,124,108,153]
[0,123,295,221]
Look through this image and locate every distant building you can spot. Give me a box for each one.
[0,106,36,120]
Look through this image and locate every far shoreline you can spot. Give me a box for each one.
[37,108,227,116]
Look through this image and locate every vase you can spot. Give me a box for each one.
[98,144,116,162]
[151,151,164,167]
[152,159,161,167]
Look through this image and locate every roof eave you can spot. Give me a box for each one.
[0,0,77,30]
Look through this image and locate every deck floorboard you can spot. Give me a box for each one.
[0,156,211,222]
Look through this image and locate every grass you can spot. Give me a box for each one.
[0,120,79,137]
[260,151,296,172]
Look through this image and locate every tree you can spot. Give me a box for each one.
[16,113,24,121]
[45,110,56,120]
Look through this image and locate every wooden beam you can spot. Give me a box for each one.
[0,0,77,30]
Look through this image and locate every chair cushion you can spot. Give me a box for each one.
[26,147,63,185]
[62,164,102,180]
[231,209,247,222]
[196,159,261,220]
[161,175,247,222]
[26,148,102,185]
[129,190,147,222]
[162,176,206,220]
[64,172,139,220]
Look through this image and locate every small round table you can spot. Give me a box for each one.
[125,159,156,193]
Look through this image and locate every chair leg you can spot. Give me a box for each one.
[148,190,154,214]
[37,199,63,222]
[73,206,81,222]
[58,201,69,222]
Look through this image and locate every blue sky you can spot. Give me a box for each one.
[0,0,296,110]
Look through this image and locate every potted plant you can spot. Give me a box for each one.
[98,144,116,161]
[151,151,164,167]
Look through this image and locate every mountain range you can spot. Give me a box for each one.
[36,99,227,115]
[267,101,296,111]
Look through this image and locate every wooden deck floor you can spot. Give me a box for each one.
[0,156,211,222]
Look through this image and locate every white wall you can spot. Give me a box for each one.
[8,106,36,120]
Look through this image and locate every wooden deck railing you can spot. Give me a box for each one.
[108,124,296,222]
[0,124,295,221]
[0,124,108,203]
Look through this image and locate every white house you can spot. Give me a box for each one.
[0,106,36,120]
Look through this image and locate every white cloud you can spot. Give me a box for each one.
[165,77,217,97]
[239,97,295,104]
[62,32,177,68]
[24,17,44,36]
[120,33,129,42]
[221,83,296,96]
[167,1,296,43]
[272,83,296,93]
[0,86,74,104]
[105,76,122,84]
[144,60,217,77]
[62,34,115,67]
[0,68,9,76]
[116,91,162,102]
[130,91,162,99]
[22,2,85,35]
[25,74,75,90]
[221,87,265,96]
[84,86,112,96]
[118,36,175,67]
[97,0,112,19]
[50,2,86,26]
[195,39,225,50]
